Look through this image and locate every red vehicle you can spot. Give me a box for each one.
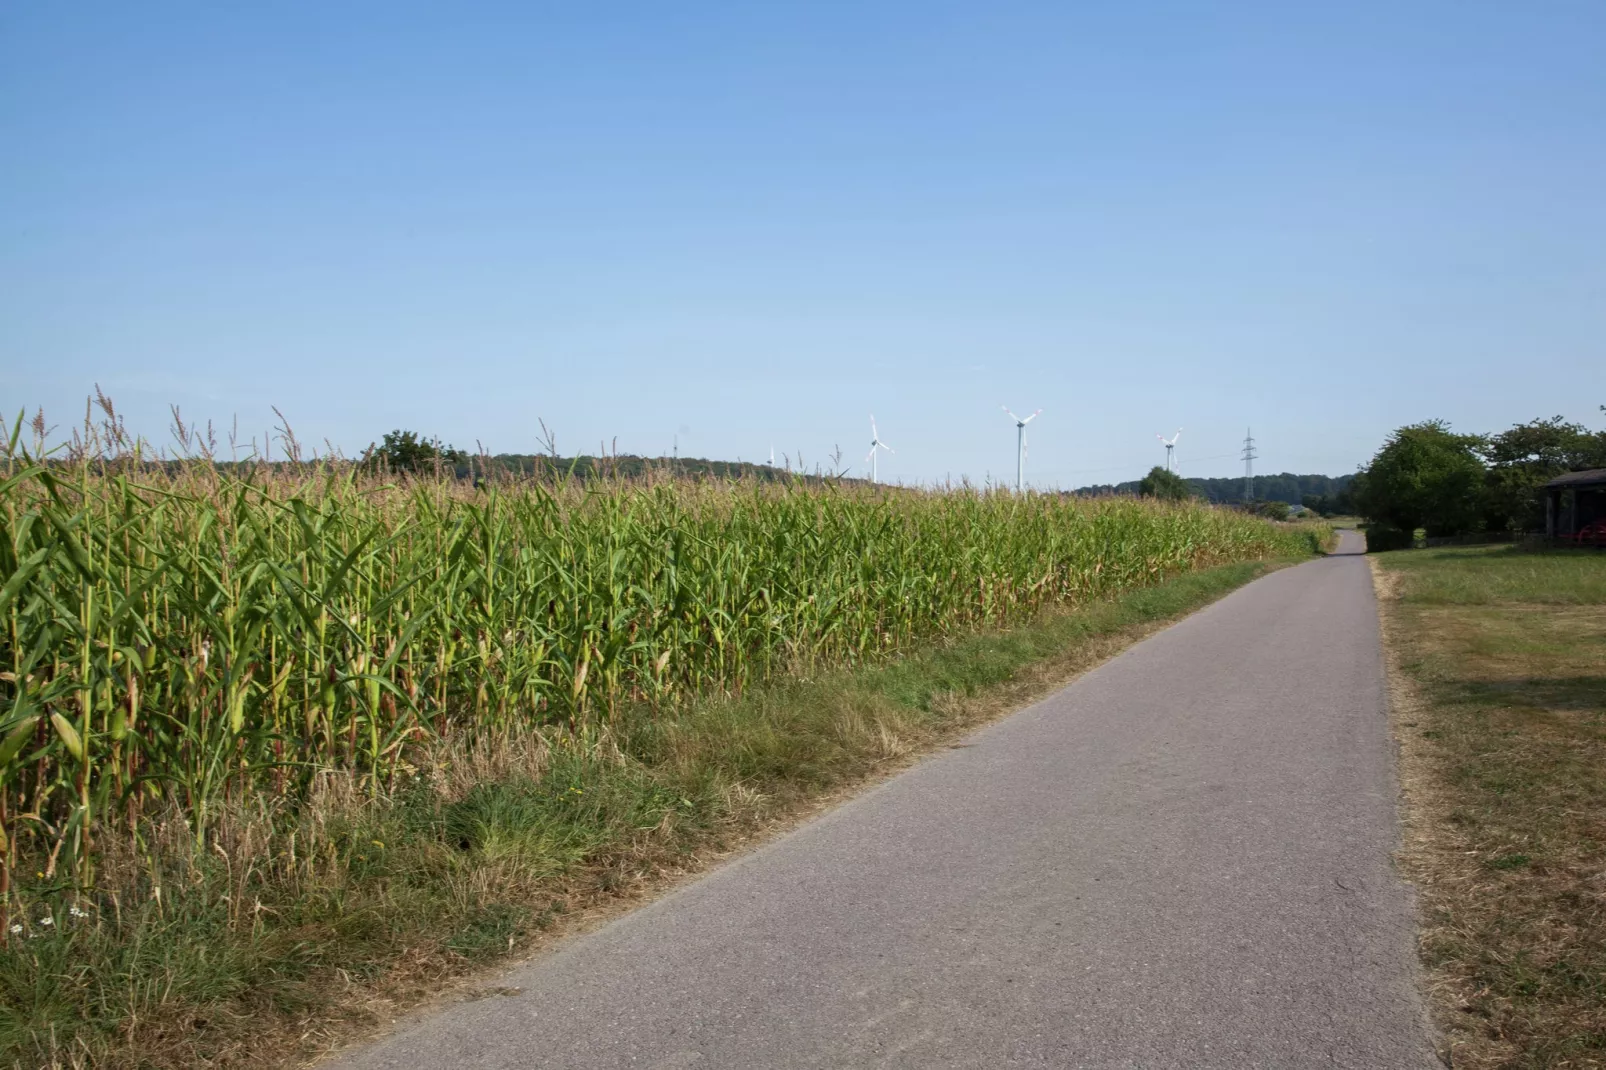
[1574,519,1606,547]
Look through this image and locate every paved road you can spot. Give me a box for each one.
[337,530,1439,1069]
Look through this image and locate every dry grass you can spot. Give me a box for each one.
[1373,546,1606,1068]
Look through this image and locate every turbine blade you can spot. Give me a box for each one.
[1002,405,1021,422]
[1022,409,1041,424]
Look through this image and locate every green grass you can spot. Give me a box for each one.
[1380,544,1606,605]
[0,556,1291,1070]
[1374,544,1606,1069]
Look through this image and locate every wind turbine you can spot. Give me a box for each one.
[1002,405,1042,493]
[865,414,894,484]
[1156,427,1183,472]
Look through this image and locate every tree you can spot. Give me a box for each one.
[1076,472,1353,504]
[1484,416,1585,531]
[367,430,468,474]
[1353,421,1486,537]
[1482,414,1606,532]
[1137,465,1191,501]
[1301,487,1358,517]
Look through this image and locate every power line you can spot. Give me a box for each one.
[1241,428,1258,502]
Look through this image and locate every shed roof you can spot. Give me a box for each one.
[1545,468,1606,489]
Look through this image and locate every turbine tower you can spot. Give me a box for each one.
[1002,405,1042,493]
[865,414,894,484]
[1156,427,1183,473]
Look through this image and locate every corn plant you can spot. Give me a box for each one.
[0,413,1317,907]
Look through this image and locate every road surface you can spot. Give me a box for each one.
[336,530,1438,1069]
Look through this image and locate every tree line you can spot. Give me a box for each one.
[1351,410,1606,547]
[362,410,1605,544]
[363,430,805,484]
[1076,471,1354,507]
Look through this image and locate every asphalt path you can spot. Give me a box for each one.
[336,530,1439,1069]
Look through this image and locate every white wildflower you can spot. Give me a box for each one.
[38,915,53,927]
[69,906,89,919]
[7,924,20,934]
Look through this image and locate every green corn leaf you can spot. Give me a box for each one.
[0,545,50,619]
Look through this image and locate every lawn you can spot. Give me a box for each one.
[1372,545,1606,1068]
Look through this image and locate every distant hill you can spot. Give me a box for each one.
[1073,471,1355,505]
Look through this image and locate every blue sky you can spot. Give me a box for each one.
[3,2,1602,487]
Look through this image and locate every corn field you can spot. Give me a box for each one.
[0,434,1317,902]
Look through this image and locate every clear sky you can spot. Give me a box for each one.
[3,2,1602,487]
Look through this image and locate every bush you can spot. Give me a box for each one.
[1365,526,1417,552]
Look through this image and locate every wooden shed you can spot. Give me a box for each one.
[1544,468,1606,538]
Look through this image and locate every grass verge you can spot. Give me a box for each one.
[1371,546,1606,1068]
[3,556,1300,1070]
